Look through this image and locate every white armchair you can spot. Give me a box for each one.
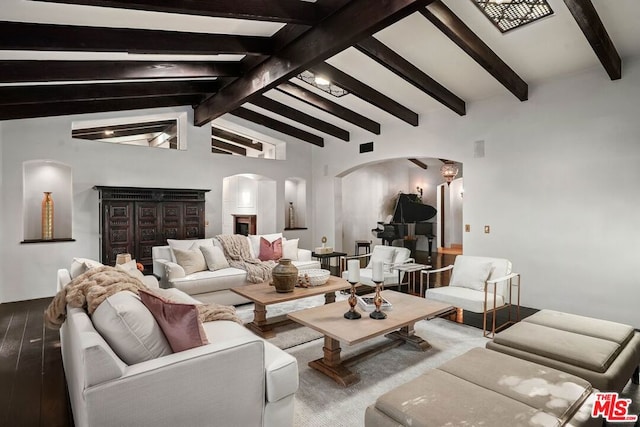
[341,245,413,287]
[421,255,521,337]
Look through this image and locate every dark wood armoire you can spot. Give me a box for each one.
[94,186,209,268]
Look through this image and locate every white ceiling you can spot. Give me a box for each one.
[2,0,639,139]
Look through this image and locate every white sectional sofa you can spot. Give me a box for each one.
[57,265,299,427]
[152,234,320,305]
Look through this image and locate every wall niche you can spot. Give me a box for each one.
[22,160,74,243]
[284,177,307,230]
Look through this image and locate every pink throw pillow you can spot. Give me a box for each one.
[138,289,209,353]
[258,237,282,261]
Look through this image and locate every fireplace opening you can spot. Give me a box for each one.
[233,215,256,236]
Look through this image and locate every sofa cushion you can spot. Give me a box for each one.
[282,238,299,261]
[173,245,208,275]
[425,286,504,312]
[523,309,635,347]
[492,322,621,373]
[366,246,396,272]
[200,245,230,271]
[259,237,283,261]
[449,257,493,291]
[91,291,172,365]
[115,259,146,281]
[139,289,209,353]
[70,257,103,279]
[167,238,214,262]
[170,268,249,295]
[248,233,282,260]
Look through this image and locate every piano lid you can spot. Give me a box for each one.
[392,193,437,223]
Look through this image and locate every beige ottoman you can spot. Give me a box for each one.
[365,347,600,427]
[487,309,640,392]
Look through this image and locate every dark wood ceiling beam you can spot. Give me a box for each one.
[563,0,621,80]
[31,0,325,25]
[420,2,528,101]
[195,0,434,125]
[355,37,465,116]
[0,95,201,121]
[73,119,176,139]
[408,158,428,169]
[309,62,419,126]
[211,147,233,155]
[212,138,247,156]
[211,127,263,151]
[0,21,272,55]
[250,95,349,141]
[229,107,324,147]
[0,61,240,83]
[276,82,380,135]
[0,81,217,106]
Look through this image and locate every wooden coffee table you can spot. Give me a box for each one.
[287,290,454,386]
[231,276,352,338]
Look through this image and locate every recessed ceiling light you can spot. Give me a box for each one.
[104,130,114,136]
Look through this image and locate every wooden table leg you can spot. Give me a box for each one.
[308,336,359,387]
[244,302,291,339]
[385,323,431,351]
[324,291,337,304]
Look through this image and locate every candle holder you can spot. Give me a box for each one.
[343,280,361,319]
[369,280,387,320]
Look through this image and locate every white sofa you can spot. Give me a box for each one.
[152,234,320,305]
[57,266,299,427]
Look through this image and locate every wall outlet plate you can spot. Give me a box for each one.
[484,225,490,233]
[465,224,471,232]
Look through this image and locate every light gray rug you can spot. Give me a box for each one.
[236,296,640,427]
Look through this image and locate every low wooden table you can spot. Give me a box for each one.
[231,276,352,338]
[287,290,454,387]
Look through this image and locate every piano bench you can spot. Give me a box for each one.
[354,240,371,256]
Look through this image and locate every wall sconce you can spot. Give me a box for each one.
[416,186,423,198]
[460,188,464,198]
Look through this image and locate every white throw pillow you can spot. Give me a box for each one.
[366,246,396,272]
[450,259,494,291]
[282,238,299,261]
[70,257,103,279]
[172,243,208,275]
[91,291,172,365]
[115,259,145,281]
[200,245,230,271]
[167,238,214,263]
[248,233,283,260]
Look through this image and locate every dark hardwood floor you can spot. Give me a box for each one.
[0,249,536,427]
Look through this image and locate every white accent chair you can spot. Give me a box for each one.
[341,245,413,287]
[421,255,521,337]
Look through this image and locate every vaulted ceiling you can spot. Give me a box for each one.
[1,0,639,150]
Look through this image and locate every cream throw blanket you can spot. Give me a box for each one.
[45,266,241,329]
[216,234,276,283]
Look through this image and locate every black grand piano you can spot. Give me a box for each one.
[372,193,437,254]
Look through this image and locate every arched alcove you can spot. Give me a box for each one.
[22,160,74,242]
[337,157,462,254]
[284,177,307,229]
[222,174,276,235]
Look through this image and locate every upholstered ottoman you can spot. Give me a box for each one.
[487,309,640,392]
[365,348,600,427]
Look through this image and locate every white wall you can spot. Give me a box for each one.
[0,106,313,302]
[312,58,640,327]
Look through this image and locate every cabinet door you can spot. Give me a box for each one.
[102,202,134,265]
[183,202,205,239]
[161,202,183,242]
[135,203,160,266]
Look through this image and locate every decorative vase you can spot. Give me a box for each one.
[41,191,54,240]
[272,258,298,293]
[288,202,295,229]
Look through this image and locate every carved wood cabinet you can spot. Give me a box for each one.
[94,186,209,268]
